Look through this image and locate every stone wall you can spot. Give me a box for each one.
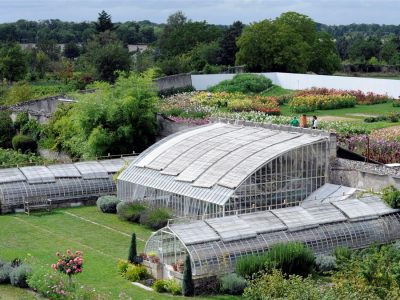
[329,158,400,191]
[156,73,192,91]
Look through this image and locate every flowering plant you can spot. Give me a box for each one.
[52,250,83,278]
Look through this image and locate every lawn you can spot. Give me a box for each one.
[0,206,237,300]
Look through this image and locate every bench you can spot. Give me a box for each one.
[24,197,52,215]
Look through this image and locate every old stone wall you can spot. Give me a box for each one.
[156,73,192,91]
[329,158,400,191]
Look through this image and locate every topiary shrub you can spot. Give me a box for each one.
[220,273,247,295]
[128,233,137,263]
[12,134,37,153]
[0,262,12,284]
[182,255,194,297]
[116,201,147,222]
[315,255,337,273]
[139,207,172,230]
[10,264,31,288]
[96,196,121,213]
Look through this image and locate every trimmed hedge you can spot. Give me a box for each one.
[11,134,38,153]
[96,196,121,213]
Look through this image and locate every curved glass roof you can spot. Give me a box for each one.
[119,122,329,204]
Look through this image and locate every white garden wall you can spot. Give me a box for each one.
[191,72,400,98]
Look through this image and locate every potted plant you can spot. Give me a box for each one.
[176,259,184,272]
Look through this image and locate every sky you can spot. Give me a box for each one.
[0,0,399,25]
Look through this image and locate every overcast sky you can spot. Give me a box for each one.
[0,0,399,25]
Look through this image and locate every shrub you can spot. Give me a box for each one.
[27,268,72,299]
[52,249,83,278]
[0,262,12,284]
[243,269,334,300]
[158,85,196,98]
[11,134,37,153]
[315,255,337,273]
[235,254,266,278]
[220,273,247,295]
[182,255,194,297]
[0,110,15,148]
[116,201,147,222]
[139,207,172,230]
[264,243,315,277]
[333,246,352,265]
[382,185,400,208]
[393,99,400,107]
[209,74,273,94]
[96,196,121,213]
[153,279,168,293]
[10,264,31,288]
[153,279,182,295]
[124,264,149,282]
[128,233,137,263]
[117,259,129,274]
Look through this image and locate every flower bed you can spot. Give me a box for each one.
[288,94,356,113]
[293,88,392,105]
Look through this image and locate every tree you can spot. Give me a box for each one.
[381,39,400,65]
[81,31,131,82]
[182,255,194,297]
[236,12,339,74]
[218,21,244,66]
[128,233,137,263]
[309,31,341,74]
[0,43,28,81]
[36,38,61,61]
[96,10,114,33]
[0,111,15,148]
[63,41,80,59]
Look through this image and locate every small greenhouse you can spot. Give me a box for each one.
[0,157,134,213]
[117,120,333,219]
[144,192,400,278]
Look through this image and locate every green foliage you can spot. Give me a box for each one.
[381,185,400,209]
[243,269,334,300]
[117,259,129,274]
[139,207,172,230]
[236,242,315,278]
[0,262,12,284]
[96,196,121,213]
[288,95,356,113]
[0,147,45,167]
[218,21,244,66]
[182,255,194,297]
[46,71,158,158]
[0,110,14,148]
[236,12,340,74]
[158,85,195,98]
[209,74,273,94]
[0,43,28,81]
[116,202,147,222]
[264,243,315,277]
[11,134,37,153]
[124,264,149,282]
[333,246,352,266]
[153,279,182,295]
[4,81,32,105]
[9,264,31,288]
[128,233,137,263]
[315,255,337,273]
[96,10,114,33]
[219,273,247,295]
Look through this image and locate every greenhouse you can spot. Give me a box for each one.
[144,192,400,278]
[117,120,333,219]
[0,157,134,213]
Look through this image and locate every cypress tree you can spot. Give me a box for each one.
[128,233,137,263]
[182,254,194,296]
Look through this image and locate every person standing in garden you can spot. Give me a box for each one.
[290,116,300,127]
[312,115,318,129]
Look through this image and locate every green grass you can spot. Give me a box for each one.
[281,102,400,118]
[260,85,294,97]
[0,285,43,299]
[0,206,238,300]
